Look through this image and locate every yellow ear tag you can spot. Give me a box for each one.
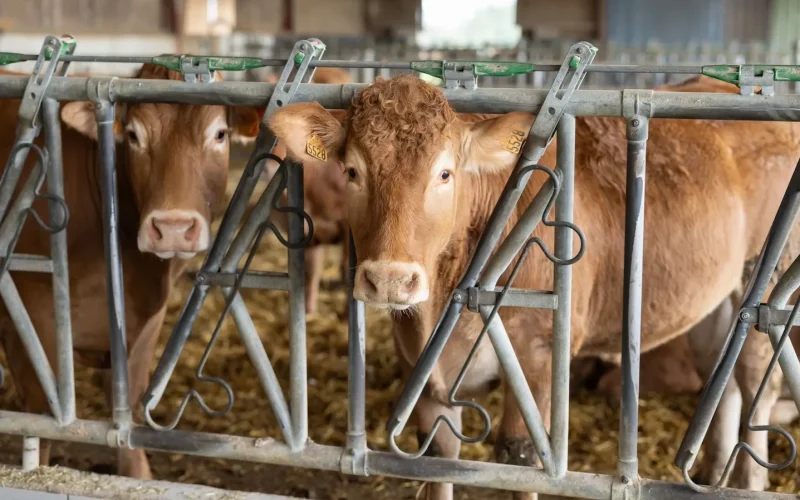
[502,129,526,154]
[305,134,328,162]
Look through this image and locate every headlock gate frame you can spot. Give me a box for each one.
[0,35,798,500]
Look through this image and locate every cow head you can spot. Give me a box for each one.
[268,75,533,310]
[60,64,261,259]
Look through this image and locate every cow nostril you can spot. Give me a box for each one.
[184,219,199,242]
[148,218,163,241]
[362,269,379,295]
[403,272,420,293]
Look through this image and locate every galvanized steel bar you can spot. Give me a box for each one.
[676,160,800,482]
[0,149,45,255]
[0,275,62,422]
[477,305,554,474]
[618,107,650,481]
[220,167,295,446]
[228,293,295,444]
[765,258,800,413]
[92,92,131,427]
[551,114,575,477]
[387,41,596,450]
[142,38,320,426]
[0,52,705,74]
[479,179,556,288]
[43,97,74,425]
[344,230,367,471]
[4,76,800,120]
[0,411,798,500]
[286,159,308,448]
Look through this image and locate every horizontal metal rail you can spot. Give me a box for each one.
[1,54,707,74]
[0,76,797,120]
[0,411,795,500]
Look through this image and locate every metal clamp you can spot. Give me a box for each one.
[456,287,558,312]
[700,64,800,96]
[181,57,215,83]
[18,35,74,131]
[443,62,479,90]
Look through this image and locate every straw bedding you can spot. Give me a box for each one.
[0,165,798,499]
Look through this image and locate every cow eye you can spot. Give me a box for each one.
[215,129,227,142]
[127,130,138,144]
[347,168,357,180]
[440,170,451,182]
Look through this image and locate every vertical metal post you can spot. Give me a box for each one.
[346,231,367,458]
[93,95,131,427]
[43,97,74,425]
[286,161,307,448]
[21,436,39,471]
[551,114,575,477]
[618,113,649,481]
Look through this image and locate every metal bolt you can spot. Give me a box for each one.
[740,311,752,321]
[576,47,584,54]
[196,274,206,283]
[622,476,629,484]
[453,292,463,302]
[631,118,640,127]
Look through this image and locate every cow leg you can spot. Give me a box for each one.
[102,307,165,480]
[495,337,552,500]
[414,394,462,500]
[729,328,781,491]
[304,245,324,314]
[688,294,741,486]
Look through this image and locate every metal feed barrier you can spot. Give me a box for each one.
[0,34,799,499]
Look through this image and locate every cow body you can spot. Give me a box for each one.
[0,66,259,477]
[269,74,800,499]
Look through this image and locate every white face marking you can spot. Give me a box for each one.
[424,148,456,215]
[205,116,229,152]
[125,118,148,150]
[344,146,367,192]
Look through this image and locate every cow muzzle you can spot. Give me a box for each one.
[138,209,210,259]
[353,260,429,309]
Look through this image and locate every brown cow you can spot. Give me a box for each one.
[0,65,260,478]
[263,67,352,314]
[577,76,800,487]
[268,74,800,498]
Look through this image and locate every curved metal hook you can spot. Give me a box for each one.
[391,164,587,458]
[144,220,279,431]
[268,160,315,249]
[4,141,69,234]
[681,298,799,492]
[517,164,586,266]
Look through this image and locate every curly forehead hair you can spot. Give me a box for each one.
[347,75,458,162]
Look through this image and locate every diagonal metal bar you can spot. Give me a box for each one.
[764,258,800,413]
[142,39,325,437]
[386,41,597,458]
[676,156,800,490]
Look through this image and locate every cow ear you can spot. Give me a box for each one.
[61,101,125,142]
[229,106,263,145]
[460,112,535,174]
[268,102,346,168]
